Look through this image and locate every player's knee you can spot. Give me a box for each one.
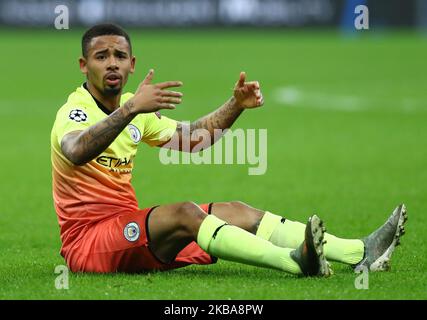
[176,201,200,214]
[174,201,205,235]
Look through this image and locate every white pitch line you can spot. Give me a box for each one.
[274,86,367,112]
[273,86,426,113]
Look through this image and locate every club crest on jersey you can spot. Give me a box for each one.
[69,109,87,122]
[128,124,141,143]
[124,222,140,242]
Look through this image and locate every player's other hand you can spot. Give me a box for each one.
[233,72,264,109]
[129,69,183,114]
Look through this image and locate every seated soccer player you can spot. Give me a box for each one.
[51,24,407,276]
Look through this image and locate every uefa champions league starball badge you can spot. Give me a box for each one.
[69,109,88,122]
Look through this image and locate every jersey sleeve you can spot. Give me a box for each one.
[54,104,93,146]
[140,112,178,147]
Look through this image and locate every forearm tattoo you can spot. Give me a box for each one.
[190,97,243,133]
[175,97,243,151]
[62,101,136,165]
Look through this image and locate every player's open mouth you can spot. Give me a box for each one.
[105,73,121,86]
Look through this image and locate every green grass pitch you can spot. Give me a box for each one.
[0,28,426,300]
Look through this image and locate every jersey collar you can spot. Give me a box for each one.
[82,82,115,115]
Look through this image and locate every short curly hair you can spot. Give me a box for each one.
[81,23,132,58]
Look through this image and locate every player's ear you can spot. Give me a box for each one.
[130,56,136,74]
[79,57,88,75]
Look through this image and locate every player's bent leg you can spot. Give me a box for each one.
[149,201,330,276]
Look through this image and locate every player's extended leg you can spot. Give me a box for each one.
[256,211,364,265]
[147,202,330,276]
[254,204,407,271]
[209,201,407,269]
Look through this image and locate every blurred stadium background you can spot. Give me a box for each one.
[0,0,426,300]
[1,0,426,29]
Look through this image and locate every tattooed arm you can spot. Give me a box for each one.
[61,101,137,165]
[163,72,264,152]
[61,69,183,165]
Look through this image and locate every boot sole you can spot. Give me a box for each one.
[369,204,408,271]
[310,215,332,277]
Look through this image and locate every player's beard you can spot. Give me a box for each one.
[103,78,123,96]
[103,76,126,96]
[104,85,121,96]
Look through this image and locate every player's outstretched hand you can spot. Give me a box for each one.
[233,72,264,109]
[129,69,183,114]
